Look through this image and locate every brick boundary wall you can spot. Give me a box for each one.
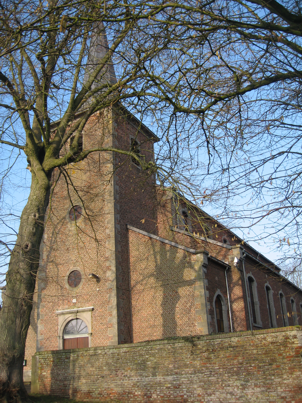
[32,327,302,402]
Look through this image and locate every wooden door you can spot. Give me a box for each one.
[63,337,89,349]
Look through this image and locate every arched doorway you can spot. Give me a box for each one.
[63,318,89,349]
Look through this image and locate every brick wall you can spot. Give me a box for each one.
[24,107,158,370]
[113,108,158,344]
[244,256,302,329]
[128,228,209,342]
[32,326,302,402]
[31,108,119,350]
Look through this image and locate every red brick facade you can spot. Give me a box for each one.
[24,106,302,384]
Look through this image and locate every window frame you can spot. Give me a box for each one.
[130,137,141,168]
[177,207,192,232]
[171,197,192,233]
[279,291,289,327]
[65,267,84,291]
[63,318,89,350]
[213,291,229,334]
[265,284,277,328]
[56,306,93,350]
[247,275,262,327]
[290,298,299,325]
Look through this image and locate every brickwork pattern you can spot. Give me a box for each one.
[128,229,208,342]
[205,259,230,333]
[25,109,120,363]
[24,107,159,368]
[113,109,157,344]
[32,327,302,402]
[24,108,302,382]
[155,193,302,333]
[244,256,302,330]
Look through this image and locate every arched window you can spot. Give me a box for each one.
[63,318,89,349]
[179,208,191,232]
[265,285,276,328]
[279,292,288,327]
[247,276,262,326]
[215,295,224,333]
[248,277,256,324]
[182,210,189,231]
[290,298,298,325]
[130,138,141,166]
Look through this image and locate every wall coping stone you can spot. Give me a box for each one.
[34,326,302,357]
[171,226,234,249]
[127,224,204,254]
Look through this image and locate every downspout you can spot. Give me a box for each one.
[241,251,253,331]
[225,266,233,332]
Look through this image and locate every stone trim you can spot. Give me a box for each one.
[193,254,209,335]
[208,255,230,268]
[171,227,233,249]
[64,267,85,292]
[127,226,231,274]
[213,290,230,333]
[104,109,119,346]
[56,307,94,349]
[56,307,94,315]
[127,225,202,254]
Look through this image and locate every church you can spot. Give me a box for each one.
[24,27,302,383]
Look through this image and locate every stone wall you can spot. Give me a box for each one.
[32,326,302,402]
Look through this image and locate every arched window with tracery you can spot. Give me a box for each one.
[63,318,89,349]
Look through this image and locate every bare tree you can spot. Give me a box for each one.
[150,0,302,269]
[0,0,302,400]
[0,1,189,400]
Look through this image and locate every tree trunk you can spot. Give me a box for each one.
[0,171,50,403]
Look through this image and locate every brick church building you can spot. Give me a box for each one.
[24,27,302,382]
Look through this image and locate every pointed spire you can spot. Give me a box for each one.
[83,22,117,92]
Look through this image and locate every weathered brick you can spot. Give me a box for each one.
[32,327,302,402]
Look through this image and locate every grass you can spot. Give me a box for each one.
[29,395,97,403]
[29,395,124,403]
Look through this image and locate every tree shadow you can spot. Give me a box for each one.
[130,233,201,340]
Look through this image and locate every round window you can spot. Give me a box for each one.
[68,270,82,288]
[69,205,82,221]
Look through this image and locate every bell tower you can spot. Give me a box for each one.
[24,22,158,381]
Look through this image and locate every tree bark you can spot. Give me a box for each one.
[0,171,50,403]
